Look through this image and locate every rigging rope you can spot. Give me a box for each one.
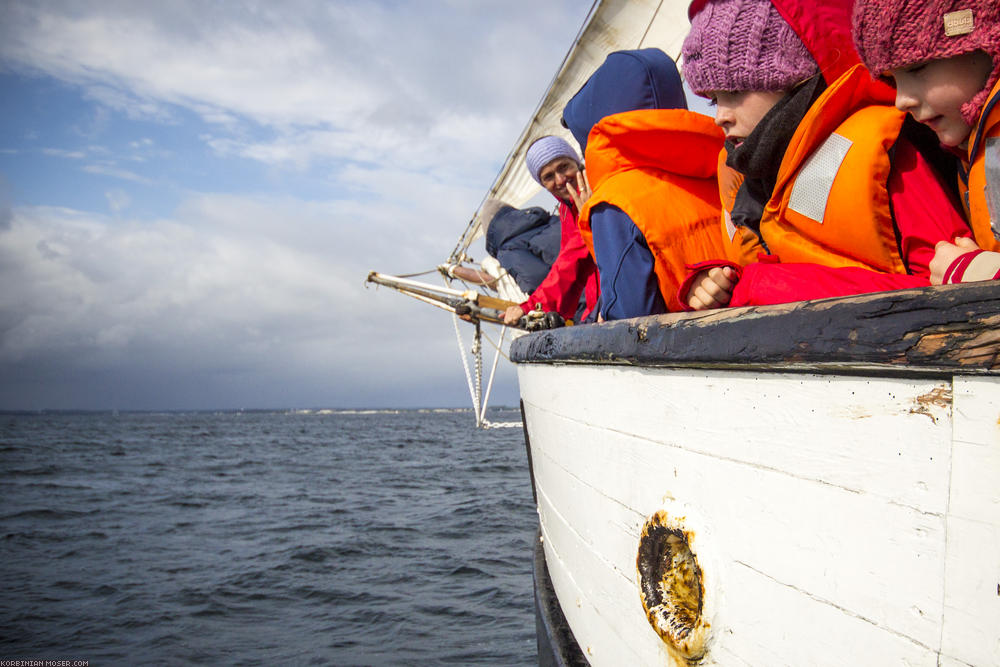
[371,270,522,429]
[393,267,442,280]
[484,420,523,429]
[473,322,483,424]
[451,269,522,428]
[479,326,514,362]
[449,300,520,429]
[452,310,482,426]
[479,325,505,425]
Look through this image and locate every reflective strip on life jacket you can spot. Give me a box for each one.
[760,68,908,273]
[787,132,853,224]
[715,149,763,265]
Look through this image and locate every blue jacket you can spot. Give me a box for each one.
[485,205,561,294]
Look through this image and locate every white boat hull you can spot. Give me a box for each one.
[514,285,1000,666]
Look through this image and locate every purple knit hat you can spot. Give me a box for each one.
[852,0,1000,124]
[525,136,581,185]
[682,0,819,96]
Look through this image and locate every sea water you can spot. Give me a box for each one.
[0,408,537,665]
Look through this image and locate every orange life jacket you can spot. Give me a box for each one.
[755,64,909,273]
[715,149,761,265]
[578,109,728,312]
[962,77,1000,252]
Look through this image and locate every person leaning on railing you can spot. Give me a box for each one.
[680,0,977,310]
[852,0,1000,286]
[501,136,600,326]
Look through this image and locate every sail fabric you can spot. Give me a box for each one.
[455,0,692,260]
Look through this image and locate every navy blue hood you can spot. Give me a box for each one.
[562,48,687,155]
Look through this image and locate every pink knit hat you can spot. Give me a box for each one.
[682,0,819,96]
[852,0,1000,124]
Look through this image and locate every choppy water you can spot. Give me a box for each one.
[0,408,537,665]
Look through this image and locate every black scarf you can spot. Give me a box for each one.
[725,75,827,244]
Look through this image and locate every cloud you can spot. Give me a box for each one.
[41,148,86,159]
[0,1,581,167]
[0,4,407,125]
[0,177,12,230]
[82,163,153,184]
[0,193,510,409]
[83,84,176,123]
[104,189,131,213]
[0,0,586,409]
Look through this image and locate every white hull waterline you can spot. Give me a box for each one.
[513,283,1000,666]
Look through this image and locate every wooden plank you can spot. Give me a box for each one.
[511,282,1000,373]
[940,378,1000,667]
[948,391,1000,528]
[532,413,940,665]
[516,291,1000,664]
[939,516,1000,667]
[710,561,938,667]
[537,487,669,666]
[530,436,644,588]
[522,364,953,514]
[938,658,975,667]
[951,376,1000,448]
[534,441,715,665]
[521,369,952,651]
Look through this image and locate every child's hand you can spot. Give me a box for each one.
[687,266,737,310]
[929,236,979,284]
[566,169,592,211]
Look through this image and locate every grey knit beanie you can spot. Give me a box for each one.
[525,136,581,184]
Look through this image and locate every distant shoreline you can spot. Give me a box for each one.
[0,406,521,416]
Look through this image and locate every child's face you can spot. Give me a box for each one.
[890,50,994,148]
[709,90,787,147]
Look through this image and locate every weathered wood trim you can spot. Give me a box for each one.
[510,283,1000,375]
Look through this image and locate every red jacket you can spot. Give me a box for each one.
[519,201,599,322]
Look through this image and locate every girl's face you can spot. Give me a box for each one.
[709,90,788,147]
[890,50,994,148]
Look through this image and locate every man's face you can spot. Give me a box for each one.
[538,157,580,201]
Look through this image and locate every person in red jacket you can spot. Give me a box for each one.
[502,136,599,325]
[680,0,974,310]
[852,0,1000,285]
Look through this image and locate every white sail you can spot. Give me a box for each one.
[372,0,697,428]
[450,0,692,263]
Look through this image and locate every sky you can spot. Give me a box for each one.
[0,1,714,412]
[0,0,610,411]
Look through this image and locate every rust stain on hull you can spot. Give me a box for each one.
[909,385,952,424]
[637,510,710,664]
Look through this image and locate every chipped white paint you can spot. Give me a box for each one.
[518,364,1000,666]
